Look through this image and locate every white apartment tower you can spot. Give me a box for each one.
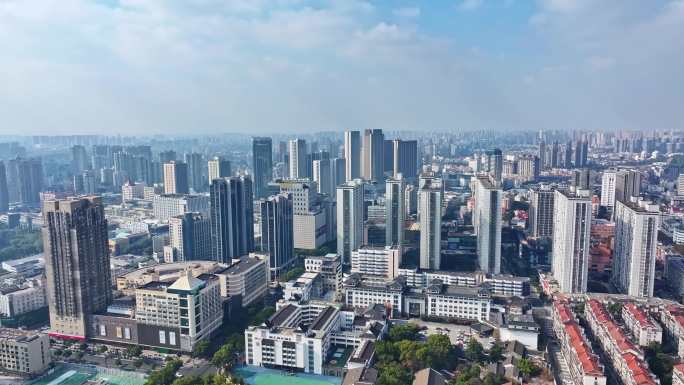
[337,180,364,265]
[600,169,617,208]
[288,139,308,179]
[612,200,659,298]
[419,175,442,270]
[474,175,502,274]
[344,130,361,181]
[552,189,592,293]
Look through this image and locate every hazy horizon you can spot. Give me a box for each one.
[1,0,683,135]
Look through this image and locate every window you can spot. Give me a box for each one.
[99,325,106,336]
[169,332,176,345]
[116,327,123,338]
[124,328,131,339]
[159,331,166,344]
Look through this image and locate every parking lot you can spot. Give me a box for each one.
[406,319,495,348]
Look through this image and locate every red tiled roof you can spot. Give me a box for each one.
[623,353,657,385]
[564,322,603,376]
[624,303,655,329]
[674,363,684,376]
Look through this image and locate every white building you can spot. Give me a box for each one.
[621,303,662,347]
[0,280,46,318]
[611,200,659,298]
[473,175,502,274]
[304,254,343,296]
[215,255,269,307]
[351,246,401,279]
[600,169,617,207]
[288,139,308,179]
[152,194,209,222]
[553,189,592,293]
[418,174,442,270]
[337,180,364,265]
[122,181,146,202]
[0,328,51,375]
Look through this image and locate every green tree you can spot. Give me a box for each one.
[488,342,504,363]
[193,340,210,358]
[388,323,421,342]
[419,334,454,370]
[645,342,675,385]
[145,359,183,385]
[396,340,423,371]
[127,345,143,357]
[464,339,484,363]
[450,364,481,385]
[375,340,399,363]
[517,358,538,380]
[377,362,412,385]
[607,302,623,319]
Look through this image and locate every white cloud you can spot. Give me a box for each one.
[393,6,421,18]
[458,0,483,11]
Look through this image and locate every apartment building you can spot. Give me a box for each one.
[0,280,46,318]
[662,305,684,359]
[0,328,51,375]
[621,303,662,347]
[351,246,401,279]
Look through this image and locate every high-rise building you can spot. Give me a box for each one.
[210,176,254,263]
[152,194,210,221]
[6,157,43,206]
[678,174,684,196]
[344,130,361,181]
[252,137,273,199]
[564,141,573,168]
[288,139,308,179]
[168,212,211,262]
[208,156,232,183]
[331,158,346,194]
[571,169,591,191]
[600,169,617,208]
[43,196,111,339]
[337,180,364,265]
[386,176,405,248]
[393,139,418,182]
[552,189,592,293]
[551,141,560,168]
[574,139,588,167]
[483,149,503,185]
[184,152,204,193]
[313,159,332,197]
[528,185,555,238]
[538,140,547,170]
[361,129,384,183]
[0,161,8,213]
[159,150,177,163]
[615,169,641,204]
[71,145,89,174]
[612,200,659,298]
[473,176,502,274]
[419,174,442,270]
[163,161,189,194]
[259,193,294,280]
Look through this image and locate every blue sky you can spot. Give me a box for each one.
[0,0,682,135]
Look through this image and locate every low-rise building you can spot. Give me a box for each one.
[662,304,684,359]
[0,279,46,318]
[351,246,401,279]
[215,255,269,307]
[0,328,51,375]
[674,364,684,385]
[397,268,530,297]
[622,303,662,347]
[305,254,343,296]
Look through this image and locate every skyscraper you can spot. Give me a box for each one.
[528,185,555,238]
[6,157,43,206]
[386,176,405,248]
[551,141,560,168]
[252,137,273,199]
[163,161,189,194]
[474,175,502,274]
[337,180,364,265]
[574,139,588,167]
[259,193,294,280]
[418,174,442,270]
[208,157,232,183]
[361,129,384,183]
[612,200,659,298]
[43,196,111,339]
[538,140,547,170]
[600,169,617,208]
[288,139,308,179]
[393,139,418,182]
[331,158,346,194]
[564,141,573,168]
[168,212,211,261]
[210,176,254,263]
[615,169,641,204]
[571,169,591,191]
[71,145,89,174]
[552,189,591,293]
[344,130,361,181]
[483,149,503,185]
[184,152,204,193]
[0,161,8,213]
[313,159,332,197]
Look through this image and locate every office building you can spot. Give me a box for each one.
[210,176,255,263]
[43,196,111,339]
[277,179,334,249]
[253,137,273,199]
[122,181,146,202]
[612,200,659,298]
[574,139,588,168]
[615,169,641,204]
[398,269,530,297]
[289,139,308,179]
[392,139,418,182]
[473,175,502,274]
[418,174,442,270]
[571,169,591,191]
[361,129,384,183]
[528,185,555,238]
[259,193,295,280]
[71,145,89,174]
[216,255,269,307]
[331,158,346,194]
[601,170,617,208]
[0,161,8,213]
[385,176,405,247]
[483,149,503,185]
[351,245,401,279]
[0,329,51,375]
[0,281,47,318]
[553,190,592,293]
[167,212,212,262]
[163,161,189,194]
[152,194,210,221]
[337,180,364,265]
[184,152,204,193]
[344,130,361,181]
[304,254,343,296]
[313,159,332,197]
[208,156,232,183]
